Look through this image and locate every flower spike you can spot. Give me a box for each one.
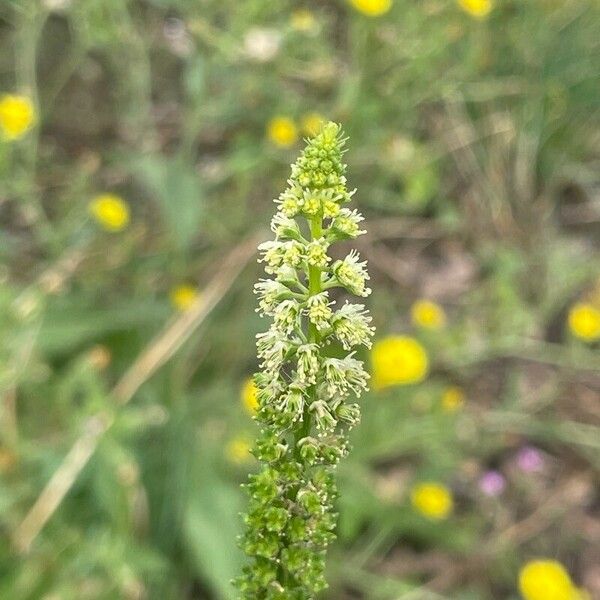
[236,123,374,598]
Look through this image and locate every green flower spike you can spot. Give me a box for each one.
[236,122,374,599]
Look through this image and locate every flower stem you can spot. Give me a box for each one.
[294,215,323,449]
[308,214,323,342]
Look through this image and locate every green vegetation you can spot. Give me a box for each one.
[1,1,598,599]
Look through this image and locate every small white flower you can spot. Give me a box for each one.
[323,354,369,398]
[276,185,303,217]
[331,208,366,238]
[336,403,361,426]
[282,241,305,268]
[273,299,301,334]
[332,302,375,350]
[342,354,370,396]
[277,386,305,425]
[296,344,320,384]
[332,250,371,297]
[310,400,336,432]
[270,213,302,240]
[301,190,322,216]
[320,189,343,218]
[258,240,286,274]
[254,279,289,315]
[256,327,291,373]
[306,238,330,269]
[274,264,302,286]
[243,28,282,63]
[323,358,347,398]
[255,375,285,407]
[306,292,334,331]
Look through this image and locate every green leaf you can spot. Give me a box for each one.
[38,298,167,355]
[184,449,245,600]
[134,154,204,251]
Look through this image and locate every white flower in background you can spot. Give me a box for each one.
[43,0,71,11]
[243,28,282,63]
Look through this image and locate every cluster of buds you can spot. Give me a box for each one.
[236,123,374,599]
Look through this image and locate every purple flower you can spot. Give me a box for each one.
[479,470,506,496]
[516,446,544,473]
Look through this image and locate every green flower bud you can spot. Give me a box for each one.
[297,489,322,513]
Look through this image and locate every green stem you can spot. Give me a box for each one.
[279,214,326,591]
[294,214,323,449]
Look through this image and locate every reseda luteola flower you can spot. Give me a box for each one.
[236,123,374,598]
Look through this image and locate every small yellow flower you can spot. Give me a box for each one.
[241,377,259,414]
[267,116,298,148]
[441,386,465,412]
[301,113,326,137]
[349,0,392,17]
[226,436,253,465]
[0,94,36,140]
[458,0,493,19]
[371,336,429,389]
[411,299,446,330]
[89,193,130,232]
[170,284,200,312]
[518,559,585,600]
[291,9,316,32]
[411,482,453,520]
[568,303,600,341]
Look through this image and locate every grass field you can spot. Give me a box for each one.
[1,1,599,598]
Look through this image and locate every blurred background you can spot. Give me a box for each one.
[1,1,599,599]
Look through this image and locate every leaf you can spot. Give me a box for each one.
[134,154,204,251]
[38,298,167,355]
[184,449,245,600]
[184,55,205,101]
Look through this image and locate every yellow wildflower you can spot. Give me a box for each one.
[371,336,429,389]
[226,436,253,465]
[170,284,199,311]
[458,0,493,19]
[291,9,316,32]
[441,386,465,412]
[0,94,36,140]
[518,559,586,600]
[89,193,130,232]
[411,482,453,520]
[411,299,446,330]
[349,0,392,17]
[568,303,600,342]
[241,377,259,414]
[301,113,325,137]
[267,116,298,148]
